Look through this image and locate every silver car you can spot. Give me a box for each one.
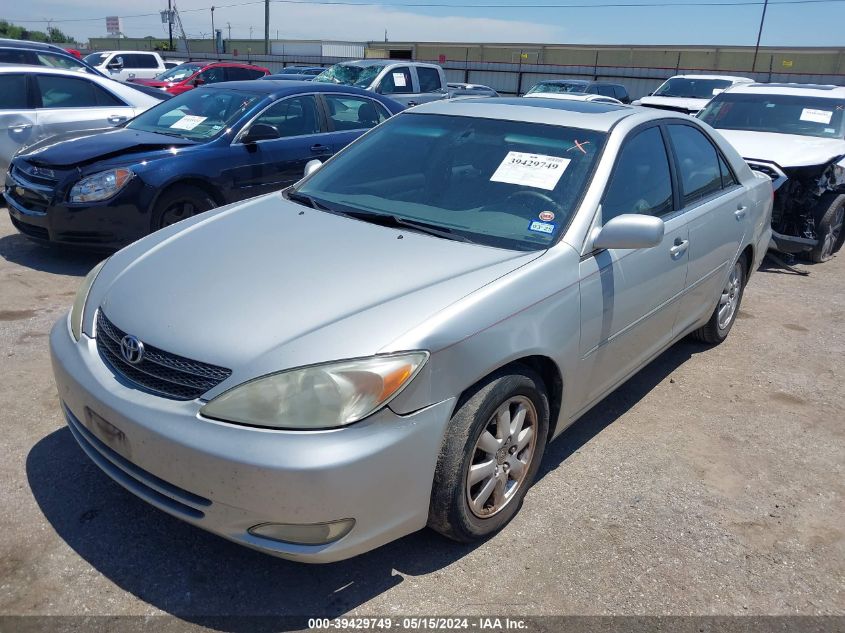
[50,98,772,563]
[0,65,159,174]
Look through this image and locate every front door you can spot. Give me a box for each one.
[0,73,36,174]
[575,125,689,409]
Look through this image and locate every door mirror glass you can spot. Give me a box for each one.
[242,123,280,143]
[592,214,664,251]
[304,159,322,177]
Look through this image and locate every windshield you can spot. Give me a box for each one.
[155,63,203,82]
[126,88,263,140]
[313,63,383,88]
[295,113,606,251]
[84,52,109,66]
[653,77,733,99]
[527,82,588,95]
[699,93,845,139]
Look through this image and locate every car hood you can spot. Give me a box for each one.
[88,195,541,376]
[130,78,168,87]
[635,95,708,112]
[16,128,196,168]
[716,129,845,168]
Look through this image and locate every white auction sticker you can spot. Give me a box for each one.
[490,151,571,191]
[393,72,407,87]
[170,115,207,130]
[800,108,833,124]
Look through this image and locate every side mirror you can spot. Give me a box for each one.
[192,77,205,86]
[107,57,123,70]
[242,123,280,144]
[304,159,322,177]
[592,214,664,251]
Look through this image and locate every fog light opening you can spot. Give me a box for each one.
[248,519,355,546]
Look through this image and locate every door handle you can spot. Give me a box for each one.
[407,101,419,107]
[108,115,128,124]
[310,144,329,153]
[669,239,689,258]
[735,205,747,220]
[10,123,33,132]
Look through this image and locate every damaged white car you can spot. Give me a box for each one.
[633,74,753,115]
[699,83,845,262]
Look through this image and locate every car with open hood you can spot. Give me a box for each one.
[634,74,753,115]
[698,83,845,262]
[5,80,403,248]
[51,97,771,562]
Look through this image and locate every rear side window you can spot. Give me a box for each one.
[417,67,442,92]
[36,75,100,108]
[226,67,265,81]
[0,75,29,109]
[379,67,412,94]
[0,49,33,65]
[667,124,723,206]
[596,85,616,97]
[613,85,629,102]
[124,54,159,69]
[603,126,673,221]
[324,95,389,131]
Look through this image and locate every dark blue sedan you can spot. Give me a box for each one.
[4,81,403,249]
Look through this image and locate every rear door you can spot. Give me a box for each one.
[227,93,329,196]
[123,53,162,81]
[321,93,391,153]
[0,73,36,174]
[576,124,690,407]
[34,73,135,141]
[665,122,750,334]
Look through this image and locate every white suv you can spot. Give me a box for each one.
[635,74,754,115]
[699,83,845,262]
[83,51,166,82]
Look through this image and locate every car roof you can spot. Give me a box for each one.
[671,74,754,82]
[204,79,388,98]
[0,64,93,76]
[725,82,845,98]
[336,59,438,68]
[409,97,670,132]
[536,79,590,84]
[0,38,67,53]
[89,50,159,55]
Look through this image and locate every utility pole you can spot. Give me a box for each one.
[167,0,173,51]
[751,0,769,74]
[211,6,215,52]
[227,22,232,40]
[249,26,253,39]
[264,0,270,54]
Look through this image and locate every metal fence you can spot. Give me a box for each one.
[161,51,845,99]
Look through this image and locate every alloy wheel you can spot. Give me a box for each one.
[717,262,742,330]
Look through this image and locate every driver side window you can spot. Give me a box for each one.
[199,67,226,84]
[378,68,412,94]
[602,126,673,223]
[250,95,320,138]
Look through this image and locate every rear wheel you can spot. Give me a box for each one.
[428,367,549,542]
[691,256,746,345]
[807,193,845,263]
[151,184,216,232]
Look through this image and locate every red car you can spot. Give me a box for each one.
[64,48,83,59]
[130,61,270,95]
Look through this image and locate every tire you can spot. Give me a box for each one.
[691,256,747,345]
[151,184,216,232]
[428,367,550,543]
[807,193,845,264]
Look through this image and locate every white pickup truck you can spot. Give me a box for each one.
[83,50,167,82]
[313,60,447,108]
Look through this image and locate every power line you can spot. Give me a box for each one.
[7,0,845,24]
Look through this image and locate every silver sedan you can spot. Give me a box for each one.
[51,97,772,562]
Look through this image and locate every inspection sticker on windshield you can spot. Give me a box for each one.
[800,108,833,124]
[490,152,571,191]
[528,220,556,234]
[170,115,207,130]
[393,72,407,87]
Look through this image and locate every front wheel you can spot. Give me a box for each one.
[428,367,549,542]
[151,184,216,232]
[807,193,845,263]
[691,256,746,345]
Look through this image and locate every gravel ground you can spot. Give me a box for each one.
[0,210,842,627]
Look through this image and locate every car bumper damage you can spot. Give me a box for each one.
[50,316,455,563]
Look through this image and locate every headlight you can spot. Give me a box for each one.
[200,352,429,430]
[69,168,134,203]
[69,259,107,341]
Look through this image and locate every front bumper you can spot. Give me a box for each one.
[50,316,454,563]
[4,167,154,249]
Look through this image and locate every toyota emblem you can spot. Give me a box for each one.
[120,335,145,364]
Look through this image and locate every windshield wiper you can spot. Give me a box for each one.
[285,189,331,211]
[342,209,476,244]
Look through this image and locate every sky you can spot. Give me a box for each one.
[6,0,845,47]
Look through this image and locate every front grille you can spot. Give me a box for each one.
[96,310,232,401]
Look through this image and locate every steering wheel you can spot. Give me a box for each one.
[504,190,562,212]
